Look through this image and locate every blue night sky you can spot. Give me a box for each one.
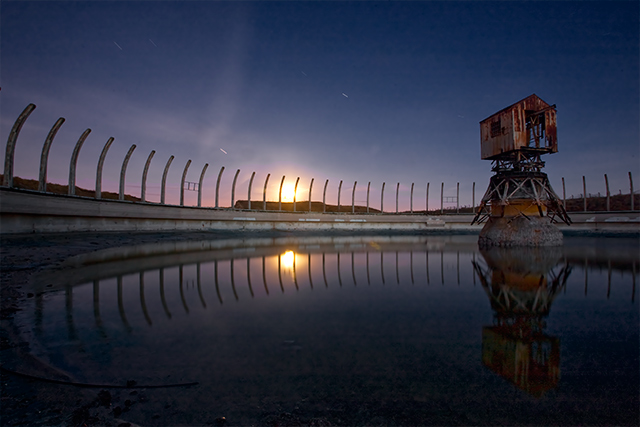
[1,1,638,210]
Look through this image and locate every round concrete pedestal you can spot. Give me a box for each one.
[478,215,563,247]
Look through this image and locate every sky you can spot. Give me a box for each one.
[1,1,638,211]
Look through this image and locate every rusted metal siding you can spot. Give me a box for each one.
[480,94,556,160]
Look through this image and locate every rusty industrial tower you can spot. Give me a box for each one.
[472,94,571,246]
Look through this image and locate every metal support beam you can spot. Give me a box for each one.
[215,166,224,208]
[3,103,36,188]
[396,182,399,214]
[119,144,136,201]
[426,182,429,213]
[472,182,475,211]
[38,118,65,192]
[197,163,208,207]
[604,173,610,211]
[337,180,343,212]
[352,181,357,213]
[323,179,329,213]
[231,169,240,209]
[247,171,256,210]
[179,160,192,206]
[293,177,300,212]
[561,177,566,210]
[308,178,314,212]
[141,150,155,202]
[440,182,444,214]
[95,137,114,199]
[583,176,587,212]
[366,182,370,213]
[410,182,414,214]
[161,155,174,205]
[279,176,285,211]
[68,129,92,196]
[456,182,460,214]
[381,182,385,213]
[263,173,270,210]
[630,172,634,211]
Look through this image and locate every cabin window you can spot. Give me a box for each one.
[490,119,501,138]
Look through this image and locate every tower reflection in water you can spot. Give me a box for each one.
[474,246,571,397]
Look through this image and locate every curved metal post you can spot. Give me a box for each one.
[630,172,634,211]
[604,174,610,211]
[3,103,36,188]
[161,155,174,205]
[140,150,155,202]
[38,117,65,192]
[456,182,460,213]
[323,179,329,213]
[472,182,475,211]
[197,163,208,207]
[278,175,285,211]
[95,137,114,199]
[426,182,430,213]
[179,159,192,206]
[247,171,256,209]
[215,166,225,208]
[231,169,240,209]
[352,181,357,213]
[293,177,300,212]
[337,180,343,212]
[381,182,385,213]
[119,144,136,201]
[263,173,270,210]
[366,182,370,213]
[410,182,414,213]
[561,177,566,210]
[308,178,314,212]
[68,129,92,196]
[395,182,400,214]
[582,176,587,212]
[440,182,444,214]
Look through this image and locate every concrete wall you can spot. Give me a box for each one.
[1,187,638,234]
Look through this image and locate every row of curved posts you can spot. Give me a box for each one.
[561,173,636,212]
[3,104,636,213]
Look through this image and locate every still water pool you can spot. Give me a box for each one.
[17,235,639,425]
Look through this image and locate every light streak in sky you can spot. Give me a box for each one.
[342,93,349,98]
[220,148,228,154]
[149,39,157,47]
[113,42,123,50]
[301,71,307,76]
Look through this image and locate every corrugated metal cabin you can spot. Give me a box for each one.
[480,94,557,161]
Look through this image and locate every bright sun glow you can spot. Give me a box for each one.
[281,250,295,270]
[281,184,296,203]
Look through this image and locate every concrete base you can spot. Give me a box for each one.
[478,216,563,247]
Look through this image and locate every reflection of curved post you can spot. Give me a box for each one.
[473,252,476,286]
[351,252,357,286]
[352,181,357,213]
[231,259,239,301]
[262,174,270,210]
[179,265,190,313]
[3,103,36,188]
[366,182,371,213]
[262,256,269,295]
[215,166,225,208]
[426,251,430,285]
[95,137,114,199]
[197,263,206,308]
[366,252,371,285]
[381,252,385,285]
[441,251,444,285]
[247,171,256,210]
[293,253,299,290]
[179,160,192,206]
[65,286,77,340]
[607,259,611,299]
[39,117,65,192]
[293,177,300,212]
[231,169,241,209]
[323,179,329,213]
[278,255,284,293]
[410,183,414,214]
[117,276,132,332]
[159,268,172,319]
[140,272,152,326]
[308,178,314,212]
[396,182,400,214]
[93,280,106,338]
[214,260,223,304]
[457,251,460,285]
[119,144,137,201]
[68,129,92,196]
[308,253,314,289]
[140,150,155,202]
[381,182,385,213]
[161,156,175,205]
[410,251,414,284]
[197,163,209,207]
[337,252,343,287]
[396,251,400,284]
[337,180,343,212]
[247,258,254,297]
[278,176,286,211]
[322,253,328,287]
